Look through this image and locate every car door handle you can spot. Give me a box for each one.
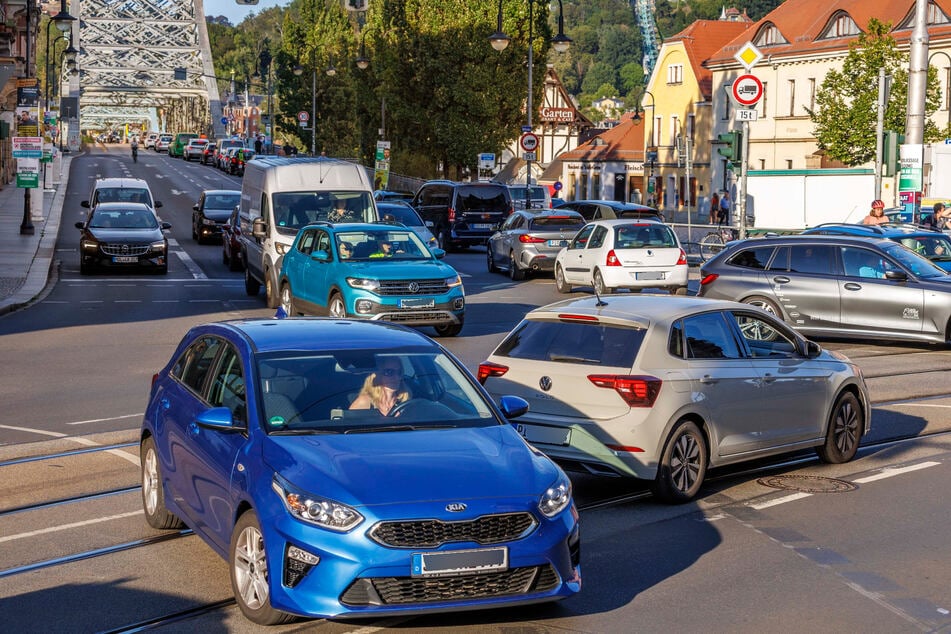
[160,398,170,409]
[771,276,791,284]
[188,422,200,436]
[843,283,862,291]
[761,373,776,384]
[699,375,718,384]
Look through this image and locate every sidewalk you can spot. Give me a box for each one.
[0,154,71,316]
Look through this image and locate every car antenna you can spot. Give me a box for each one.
[593,285,608,307]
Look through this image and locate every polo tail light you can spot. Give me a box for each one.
[588,375,661,407]
[677,249,687,265]
[477,361,509,384]
[605,249,621,266]
[448,207,456,223]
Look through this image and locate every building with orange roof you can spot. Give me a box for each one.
[557,112,647,202]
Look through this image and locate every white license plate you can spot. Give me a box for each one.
[472,223,494,230]
[113,256,138,263]
[547,240,569,247]
[515,423,571,446]
[411,547,508,577]
[635,271,665,280]
[400,297,435,309]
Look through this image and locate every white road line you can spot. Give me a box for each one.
[852,461,941,484]
[167,238,208,280]
[0,425,65,438]
[749,492,812,510]
[0,511,144,543]
[0,423,140,466]
[66,413,143,426]
[899,403,951,409]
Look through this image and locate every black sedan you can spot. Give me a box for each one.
[192,189,241,244]
[555,199,664,222]
[76,202,171,275]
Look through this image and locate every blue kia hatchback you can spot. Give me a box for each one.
[140,318,580,625]
[278,222,466,336]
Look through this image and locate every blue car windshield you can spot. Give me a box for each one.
[256,350,496,433]
[335,229,430,260]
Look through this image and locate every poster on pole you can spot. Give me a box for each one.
[374,141,391,190]
[899,143,923,221]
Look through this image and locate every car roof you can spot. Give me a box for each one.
[585,218,666,227]
[93,202,154,212]
[94,177,151,188]
[802,223,943,238]
[722,233,898,250]
[526,295,758,326]
[521,209,583,218]
[558,200,658,212]
[201,189,241,196]
[202,318,437,353]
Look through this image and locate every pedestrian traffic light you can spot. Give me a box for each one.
[716,131,742,163]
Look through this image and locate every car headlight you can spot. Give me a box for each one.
[272,475,364,531]
[81,239,99,250]
[202,217,216,226]
[347,277,380,291]
[445,275,462,288]
[538,474,572,518]
[151,241,166,251]
[276,242,289,255]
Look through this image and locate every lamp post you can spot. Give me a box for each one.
[255,45,273,154]
[490,0,570,209]
[293,58,336,156]
[632,89,656,206]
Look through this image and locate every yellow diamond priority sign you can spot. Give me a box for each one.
[734,41,763,71]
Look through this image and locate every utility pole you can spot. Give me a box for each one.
[905,0,929,145]
[874,68,887,201]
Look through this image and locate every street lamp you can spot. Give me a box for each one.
[254,44,273,154]
[293,56,337,156]
[632,89,656,206]
[490,0,570,209]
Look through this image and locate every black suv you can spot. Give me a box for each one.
[411,180,513,251]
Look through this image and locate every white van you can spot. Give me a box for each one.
[239,157,378,307]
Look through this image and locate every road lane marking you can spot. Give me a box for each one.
[852,461,940,484]
[748,492,812,510]
[0,511,143,543]
[0,423,140,466]
[66,413,143,426]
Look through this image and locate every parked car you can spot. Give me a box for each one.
[697,234,951,344]
[139,317,580,624]
[154,134,173,152]
[278,222,465,336]
[509,184,552,210]
[183,138,209,161]
[478,294,870,503]
[192,189,241,244]
[75,202,171,275]
[555,200,664,222]
[554,219,689,295]
[801,222,951,272]
[487,209,586,280]
[199,142,217,165]
[377,201,437,248]
[411,180,513,251]
[81,177,163,214]
[221,207,244,271]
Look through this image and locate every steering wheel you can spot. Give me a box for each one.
[387,398,456,419]
[387,398,423,418]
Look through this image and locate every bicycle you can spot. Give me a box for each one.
[699,222,738,261]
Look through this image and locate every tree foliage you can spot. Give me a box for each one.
[810,19,942,166]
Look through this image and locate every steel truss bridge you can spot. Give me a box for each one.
[72,0,224,134]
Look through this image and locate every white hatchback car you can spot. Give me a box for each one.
[554,219,689,295]
[478,295,871,503]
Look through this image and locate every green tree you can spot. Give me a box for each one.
[810,19,942,166]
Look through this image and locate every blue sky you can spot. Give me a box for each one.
[203,0,289,25]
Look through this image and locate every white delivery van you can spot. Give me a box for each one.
[239,157,378,307]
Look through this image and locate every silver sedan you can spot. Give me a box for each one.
[478,295,871,503]
[487,209,585,280]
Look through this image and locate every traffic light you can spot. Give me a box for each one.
[882,130,904,177]
[716,131,742,163]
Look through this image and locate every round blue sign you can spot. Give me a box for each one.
[553,181,563,191]
[220,117,228,125]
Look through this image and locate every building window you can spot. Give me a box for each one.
[788,79,796,116]
[654,116,662,146]
[687,113,696,140]
[809,78,816,112]
[667,64,683,85]
[670,115,680,147]
[760,81,768,117]
[760,159,766,170]
[928,3,950,24]
[822,13,859,39]
[786,159,793,170]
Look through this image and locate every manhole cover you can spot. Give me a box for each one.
[757,475,857,493]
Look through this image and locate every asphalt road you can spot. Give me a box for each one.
[1,146,951,632]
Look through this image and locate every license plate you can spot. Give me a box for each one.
[515,423,571,446]
[412,547,508,577]
[547,239,569,247]
[400,298,435,309]
[635,271,665,280]
[472,223,494,230]
[113,256,138,263]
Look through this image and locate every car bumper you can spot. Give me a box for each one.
[351,295,465,327]
[601,265,689,290]
[81,252,167,270]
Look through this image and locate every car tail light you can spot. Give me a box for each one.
[151,373,159,388]
[699,273,719,285]
[606,249,621,266]
[519,234,546,243]
[448,207,456,223]
[557,313,599,322]
[477,361,508,384]
[588,375,662,407]
[677,248,687,265]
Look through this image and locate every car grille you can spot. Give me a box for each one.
[101,243,150,256]
[375,311,453,323]
[369,512,536,548]
[377,279,448,296]
[340,564,558,606]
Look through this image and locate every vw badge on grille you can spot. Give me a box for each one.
[408,282,420,293]
[445,503,467,513]
[539,376,552,391]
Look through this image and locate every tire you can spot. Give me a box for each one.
[328,292,347,318]
[593,269,613,295]
[555,265,571,293]
[699,232,725,261]
[264,271,279,308]
[140,436,185,530]
[674,286,689,296]
[230,510,295,626]
[438,228,454,252]
[157,265,168,275]
[434,317,464,337]
[191,218,198,241]
[742,295,782,319]
[816,392,862,464]
[228,247,243,272]
[652,420,707,504]
[509,251,525,281]
[487,247,499,273]
[244,267,261,296]
[279,283,297,316]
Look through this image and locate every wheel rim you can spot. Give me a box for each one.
[329,296,346,318]
[280,286,291,314]
[233,525,269,610]
[747,299,777,317]
[143,448,159,515]
[265,277,273,302]
[509,253,517,277]
[556,266,565,289]
[487,249,493,270]
[669,432,702,494]
[832,399,859,454]
[594,271,605,294]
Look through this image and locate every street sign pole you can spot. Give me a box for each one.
[738,118,751,239]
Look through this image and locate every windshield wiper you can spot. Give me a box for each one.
[549,354,599,364]
[345,425,417,434]
[269,428,339,436]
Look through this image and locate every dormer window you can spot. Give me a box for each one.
[820,12,860,39]
[755,24,787,47]
[667,64,683,85]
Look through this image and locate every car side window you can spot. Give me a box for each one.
[728,247,773,269]
[789,245,834,275]
[501,214,520,231]
[174,337,223,395]
[570,225,594,249]
[729,311,798,358]
[682,313,742,360]
[588,226,608,249]
[297,230,316,255]
[207,344,246,425]
[315,230,332,254]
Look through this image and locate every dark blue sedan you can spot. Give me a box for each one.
[140,318,580,625]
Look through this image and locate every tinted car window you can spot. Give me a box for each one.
[494,319,643,368]
[455,186,508,212]
[727,247,773,269]
[530,216,584,231]
[588,225,608,249]
[681,313,742,360]
[175,337,223,394]
[615,224,676,248]
[788,245,834,274]
[207,345,246,424]
[728,311,798,358]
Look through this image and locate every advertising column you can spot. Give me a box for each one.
[15,79,42,234]
[899,144,923,222]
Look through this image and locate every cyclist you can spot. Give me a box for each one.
[131,137,139,163]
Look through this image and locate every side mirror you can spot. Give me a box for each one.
[431,247,446,259]
[195,406,241,431]
[499,395,529,420]
[81,200,90,208]
[192,204,199,211]
[804,340,822,358]
[884,270,908,282]
[161,222,172,230]
[154,201,163,209]
[75,221,85,229]
[252,216,267,239]
[311,249,331,262]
